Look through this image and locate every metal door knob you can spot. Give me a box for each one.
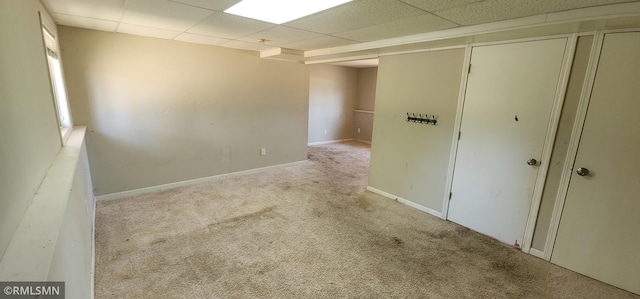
[576,167,589,176]
[527,158,538,166]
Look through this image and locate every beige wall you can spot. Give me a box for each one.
[354,67,377,143]
[59,27,309,196]
[307,64,358,144]
[531,35,594,250]
[0,0,62,258]
[369,49,465,212]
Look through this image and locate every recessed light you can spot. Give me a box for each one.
[224,0,352,24]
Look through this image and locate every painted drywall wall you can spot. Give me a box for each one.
[0,0,62,258]
[307,64,358,144]
[59,27,309,196]
[354,67,377,143]
[48,140,94,299]
[369,49,465,212]
[531,35,594,250]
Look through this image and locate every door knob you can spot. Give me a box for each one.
[527,158,538,166]
[576,167,589,176]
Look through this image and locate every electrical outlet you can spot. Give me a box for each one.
[323,129,327,135]
[357,128,361,133]
[260,148,266,156]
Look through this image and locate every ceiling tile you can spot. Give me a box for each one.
[334,14,459,42]
[41,0,125,21]
[188,12,275,39]
[174,33,230,46]
[282,35,358,51]
[122,0,213,31]
[167,0,241,12]
[399,0,483,12]
[117,23,181,39]
[239,26,324,46]
[285,0,426,34]
[219,40,276,51]
[434,0,640,25]
[51,13,119,32]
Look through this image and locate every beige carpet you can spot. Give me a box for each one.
[95,141,638,298]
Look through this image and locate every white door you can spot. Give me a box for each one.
[551,32,640,295]
[448,39,567,245]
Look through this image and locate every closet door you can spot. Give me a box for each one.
[448,38,567,245]
[552,32,640,295]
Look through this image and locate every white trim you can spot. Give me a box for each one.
[543,31,606,261]
[95,160,308,201]
[441,45,472,220]
[304,3,640,59]
[378,45,467,57]
[307,138,354,146]
[305,54,379,65]
[577,31,597,37]
[367,186,442,218]
[529,248,545,259]
[90,196,96,299]
[470,33,573,48]
[353,109,374,114]
[354,139,371,144]
[522,35,578,254]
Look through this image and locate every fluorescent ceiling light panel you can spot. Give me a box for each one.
[225,0,352,24]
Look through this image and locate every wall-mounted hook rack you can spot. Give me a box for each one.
[406,112,438,125]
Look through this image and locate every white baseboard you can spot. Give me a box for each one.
[366,186,443,218]
[529,248,545,259]
[354,139,371,144]
[308,138,354,146]
[90,196,96,299]
[96,160,308,201]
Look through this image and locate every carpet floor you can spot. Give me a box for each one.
[95,141,638,298]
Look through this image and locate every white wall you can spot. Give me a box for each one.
[369,49,465,213]
[0,0,62,258]
[48,141,95,299]
[59,27,310,196]
[307,64,358,144]
[0,3,94,296]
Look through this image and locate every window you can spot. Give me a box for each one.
[41,15,73,140]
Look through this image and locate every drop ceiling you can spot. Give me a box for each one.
[41,0,640,66]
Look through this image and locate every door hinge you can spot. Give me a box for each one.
[449,192,452,200]
[458,131,461,140]
[468,64,472,74]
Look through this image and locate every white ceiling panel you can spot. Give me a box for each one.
[42,0,125,22]
[239,26,324,45]
[52,13,119,32]
[282,35,358,51]
[334,14,459,42]
[117,23,181,39]
[285,0,427,34]
[122,0,213,31]
[219,40,276,51]
[188,12,275,39]
[399,0,483,12]
[174,33,230,46]
[167,0,241,12]
[41,0,640,60]
[434,0,640,25]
